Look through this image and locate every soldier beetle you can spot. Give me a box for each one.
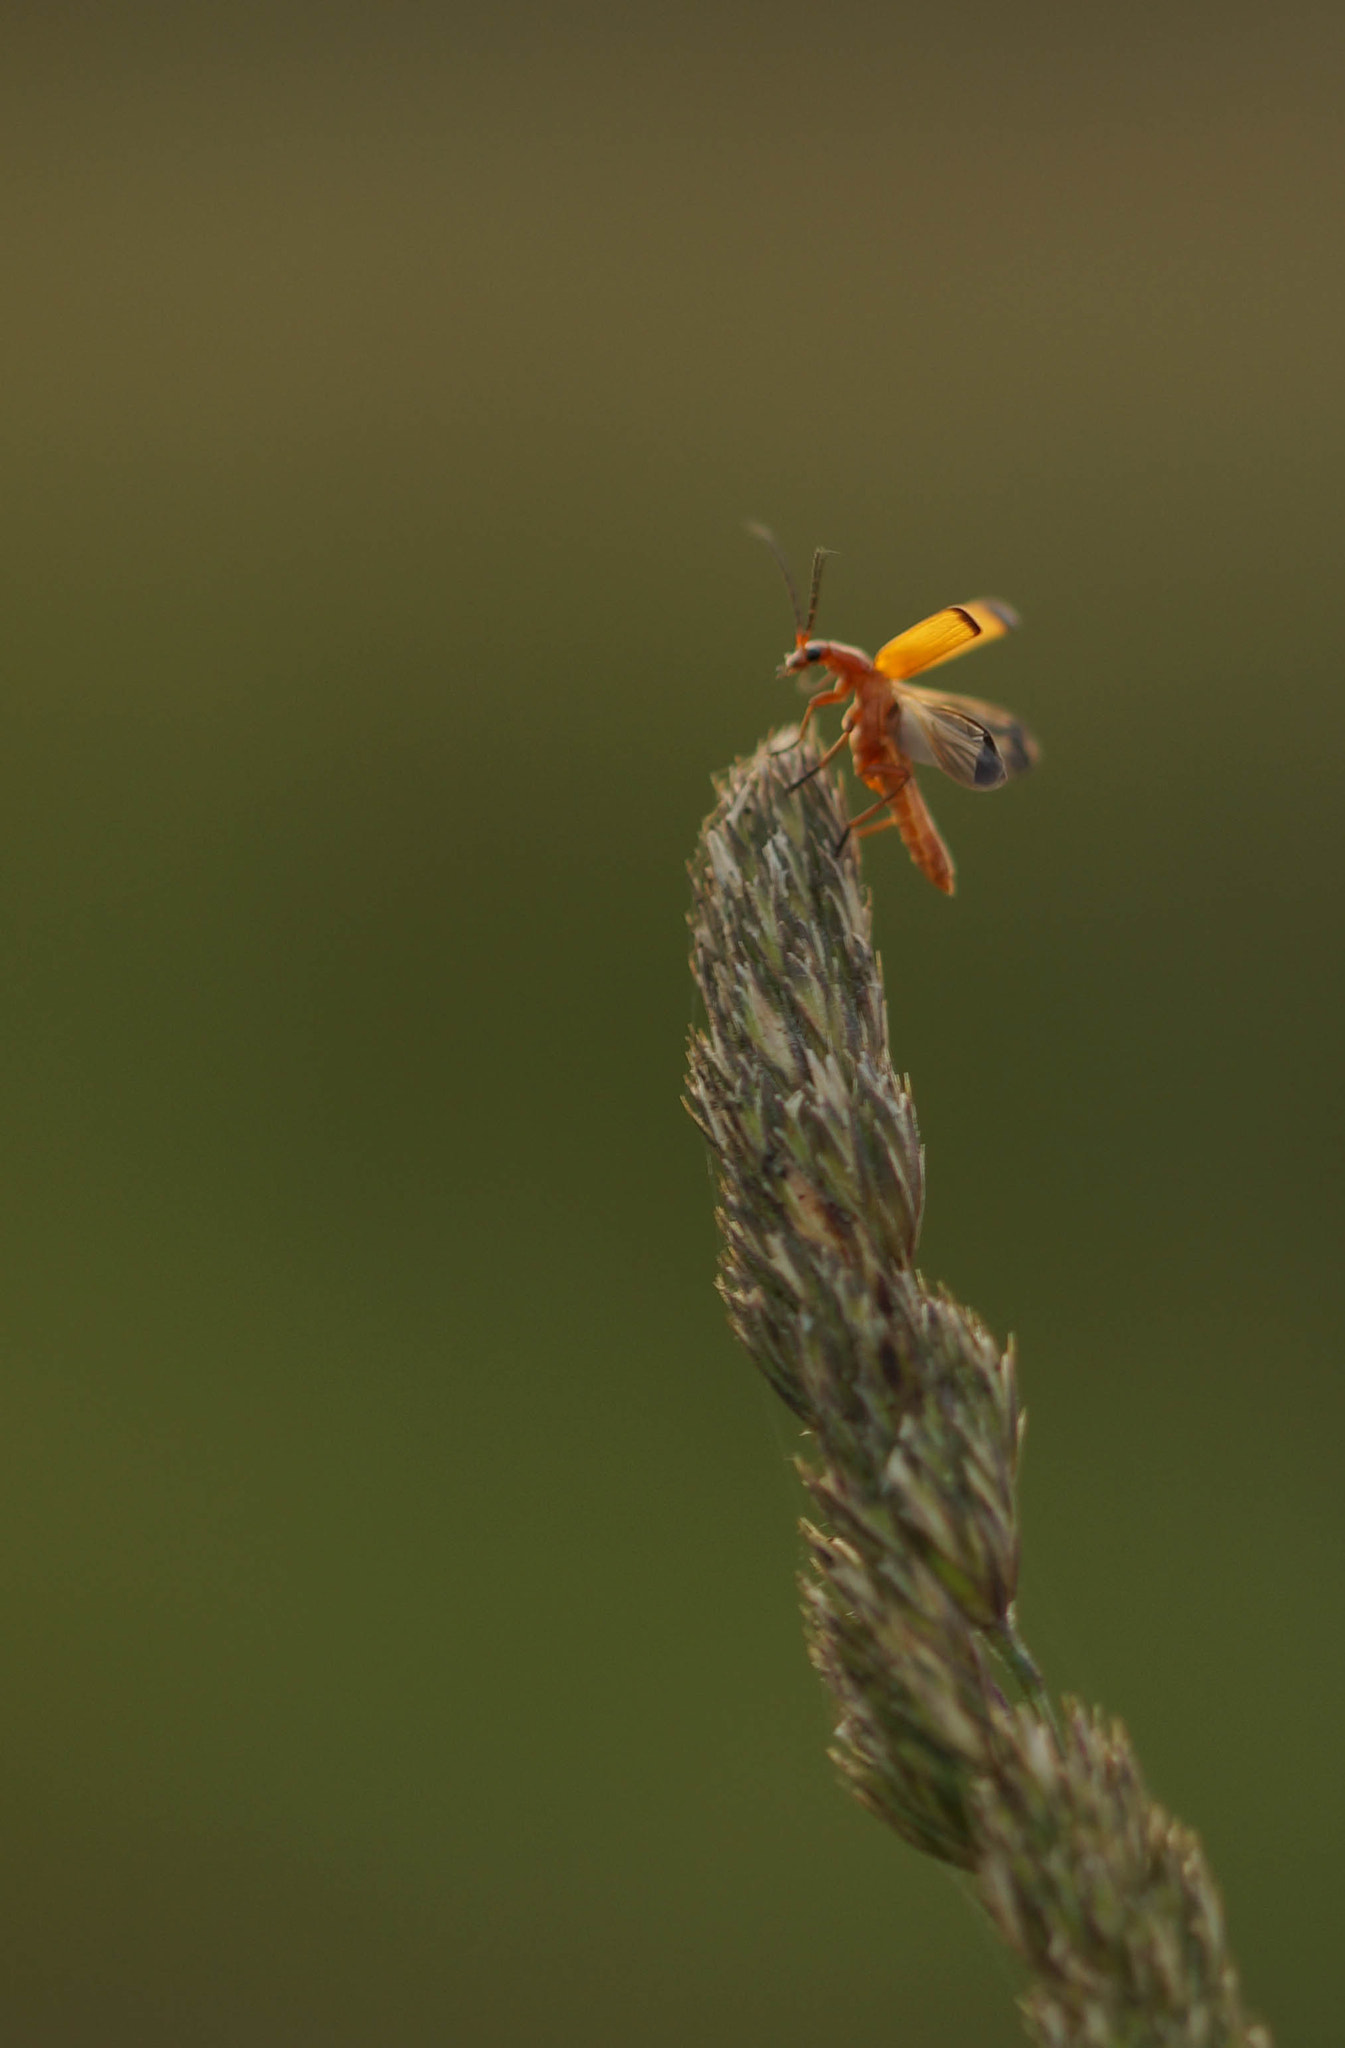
[752,525,1038,894]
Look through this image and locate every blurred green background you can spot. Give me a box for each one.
[0,4,1341,2041]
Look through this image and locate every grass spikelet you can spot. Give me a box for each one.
[685,731,1271,2048]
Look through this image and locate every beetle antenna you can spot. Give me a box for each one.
[805,547,834,635]
[747,522,804,633]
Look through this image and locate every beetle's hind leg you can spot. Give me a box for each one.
[833,787,905,854]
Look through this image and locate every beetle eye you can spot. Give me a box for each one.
[804,641,825,662]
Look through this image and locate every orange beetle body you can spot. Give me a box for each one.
[754,529,1038,895]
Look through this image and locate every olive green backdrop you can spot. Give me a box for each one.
[0,5,1341,2042]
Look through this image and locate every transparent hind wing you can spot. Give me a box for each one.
[895,686,1039,790]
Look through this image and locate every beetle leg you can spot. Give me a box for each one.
[774,682,850,757]
[785,726,850,793]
